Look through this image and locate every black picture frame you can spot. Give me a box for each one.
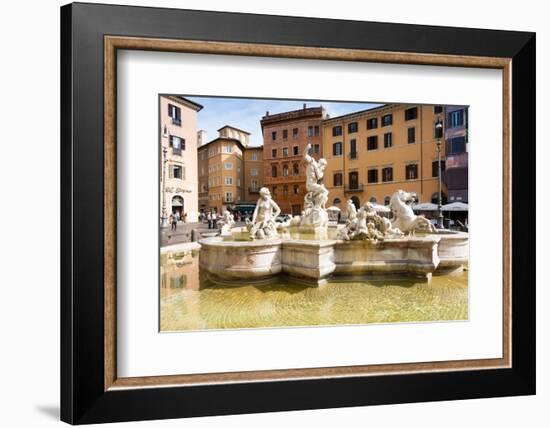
[61,2,535,424]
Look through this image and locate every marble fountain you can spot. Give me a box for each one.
[199,145,468,287]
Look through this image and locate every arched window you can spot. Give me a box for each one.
[283,165,289,176]
[333,198,342,205]
[384,196,391,205]
[271,165,277,178]
[369,196,377,203]
[293,163,300,176]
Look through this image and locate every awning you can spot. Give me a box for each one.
[412,202,438,211]
[442,202,469,211]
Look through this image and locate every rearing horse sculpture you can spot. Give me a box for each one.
[389,190,437,235]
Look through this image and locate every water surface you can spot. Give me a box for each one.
[160,247,468,331]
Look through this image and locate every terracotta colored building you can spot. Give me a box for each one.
[243,146,264,202]
[322,104,447,210]
[443,106,469,203]
[159,95,203,223]
[261,104,326,215]
[197,125,251,213]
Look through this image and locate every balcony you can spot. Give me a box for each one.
[446,152,468,169]
[345,184,364,192]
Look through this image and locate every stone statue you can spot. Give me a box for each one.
[338,201,403,241]
[220,210,235,236]
[248,187,281,239]
[300,143,329,229]
[389,190,437,235]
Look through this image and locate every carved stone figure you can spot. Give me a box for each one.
[338,201,403,241]
[300,143,329,228]
[220,210,235,236]
[248,187,281,239]
[389,190,437,235]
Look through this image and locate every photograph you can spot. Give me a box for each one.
[159,96,470,331]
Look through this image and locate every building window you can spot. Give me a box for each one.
[271,131,277,140]
[293,146,299,156]
[381,114,393,127]
[314,125,320,136]
[333,198,342,205]
[168,104,181,125]
[407,127,416,144]
[271,165,277,177]
[367,169,378,183]
[333,173,343,187]
[251,168,258,176]
[283,129,288,139]
[251,153,257,161]
[283,165,289,176]
[446,136,466,154]
[272,186,277,196]
[348,171,359,190]
[313,144,320,154]
[225,176,233,185]
[293,163,300,176]
[348,122,358,133]
[367,135,378,150]
[237,178,241,186]
[282,147,288,157]
[447,109,465,128]
[332,126,343,136]
[169,135,185,154]
[406,164,418,180]
[222,145,232,153]
[293,185,299,195]
[293,128,299,138]
[283,185,289,196]
[251,180,258,191]
[333,142,342,156]
[349,139,357,158]
[367,118,378,130]
[172,165,183,179]
[225,192,233,202]
[404,107,418,121]
[272,148,277,158]
[434,121,444,139]
[434,105,443,114]
[224,162,233,170]
[383,132,392,148]
[382,167,393,182]
[432,160,446,177]
[307,126,313,137]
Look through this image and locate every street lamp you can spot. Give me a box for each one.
[435,118,444,229]
[160,146,169,228]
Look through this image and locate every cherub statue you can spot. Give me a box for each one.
[220,210,235,236]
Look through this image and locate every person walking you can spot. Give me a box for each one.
[171,211,179,231]
[207,211,212,229]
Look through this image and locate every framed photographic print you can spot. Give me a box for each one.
[61,2,536,424]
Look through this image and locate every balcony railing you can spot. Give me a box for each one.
[345,184,364,192]
[348,152,358,159]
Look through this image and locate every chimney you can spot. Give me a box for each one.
[303,103,306,110]
[265,111,269,116]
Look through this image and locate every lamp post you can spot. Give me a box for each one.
[160,146,169,228]
[435,118,444,229]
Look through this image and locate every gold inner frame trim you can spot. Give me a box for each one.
[104,35,512,391]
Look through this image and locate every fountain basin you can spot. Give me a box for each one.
[198,229,468,286]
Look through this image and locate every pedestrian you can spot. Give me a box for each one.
[207,211,212,229]
[183,212,188,223]
[171,211,179,231]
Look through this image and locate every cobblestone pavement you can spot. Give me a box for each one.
[160,221,247,247]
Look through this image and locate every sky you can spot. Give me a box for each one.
[186,96,383,147]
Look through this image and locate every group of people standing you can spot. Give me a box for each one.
[199,210,252,229]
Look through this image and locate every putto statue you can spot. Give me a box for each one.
[220,210,235,236]
[300,143,329,229]
[247,187,281,239]
[389,189,437,235]
[338,201,403,241]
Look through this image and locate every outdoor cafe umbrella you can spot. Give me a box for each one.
[412,202,438,211]
[327,206,341,212]
[441,201,469,211]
